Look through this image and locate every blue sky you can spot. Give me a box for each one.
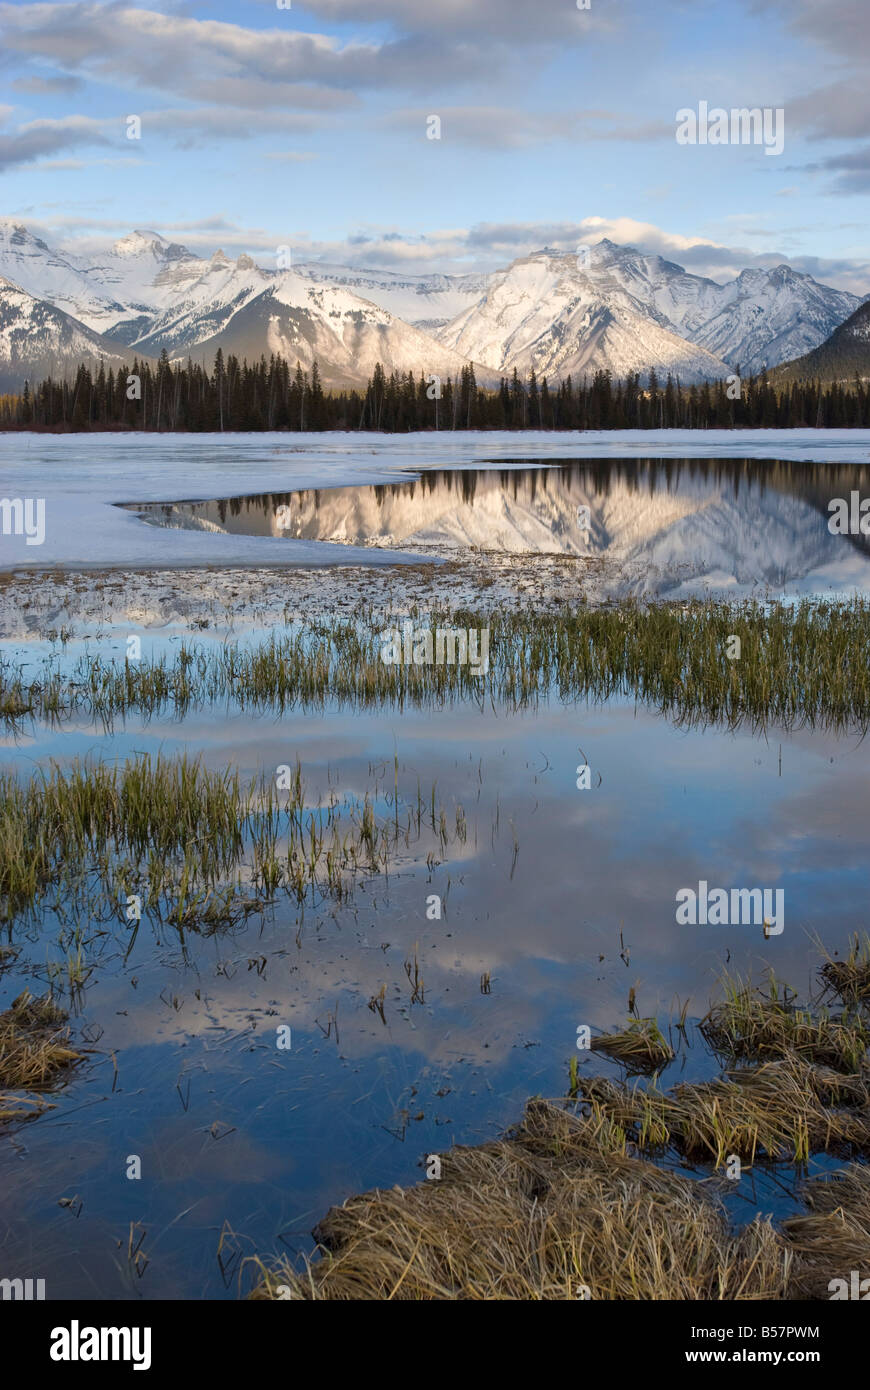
[2,0,870,289]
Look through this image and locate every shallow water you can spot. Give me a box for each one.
[125,456,870,598]
[1,629,869,1298]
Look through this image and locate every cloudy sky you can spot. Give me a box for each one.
[1,0,869,288]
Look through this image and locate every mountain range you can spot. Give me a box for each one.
[0,219,864,394]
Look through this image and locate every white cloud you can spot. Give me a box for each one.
[136,106,324,145]
[260,0,620,41]
[754,0,870,62]
[0,114,108,172]
[0,1,528,107]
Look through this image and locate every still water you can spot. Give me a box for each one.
[1,636,868,1298]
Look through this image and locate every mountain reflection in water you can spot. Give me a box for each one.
[124,457,870,598]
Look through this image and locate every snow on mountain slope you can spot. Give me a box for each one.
[0,222,210,338]
[57,232,274,347]
[124,251,273,356]
[177,274,492,388]
[144,242,864,381]
[159,241,865,385]
[0,222,482,388]
[77,231,220,340]
[559,240,861,375]
[293,262,489,330]
[0,223,266,344]
[0,220,130,336]
[436,249,733,384]
[684,265,861,373]
[0,276,136,391]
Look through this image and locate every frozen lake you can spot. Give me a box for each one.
[2,428,870,572]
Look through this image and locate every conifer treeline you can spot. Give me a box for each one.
[1,349,869,431]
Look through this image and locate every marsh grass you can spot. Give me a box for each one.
[6,596,870,733]
[0,752,463,932]
[700,972,870,1072]
[782,1165,870,1298]
[249,953,870,1301]
[590,1016,675,1072]
[0,987,83,1124]
[248,1098,790,1301]
[817,932,870,1004]
[582,971,870,1164]
[578,1053,870,1167]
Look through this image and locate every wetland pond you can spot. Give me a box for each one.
[3,453,870,1299]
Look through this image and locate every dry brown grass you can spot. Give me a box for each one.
[249,956,870,1301]
[249,1099,791,1301]
[580,1053,870,1166]
[0,988,83,1123]
[783,1165,870,1298]
[590,1016,675,1072]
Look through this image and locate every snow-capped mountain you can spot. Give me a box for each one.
[550,241,862,375]
[434,247,733,383]
[291,262,489,333]
[0,222,265,342]
[116,249,272,356]
[87,233,257,345]
[0,221,484,388]
[180,275,487,389]
[658,261,861,374]
[0,277,134,393]
[434,243,862,380]
[297,243,861,380]
[0,221,127,335]
[0,218,863,391]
